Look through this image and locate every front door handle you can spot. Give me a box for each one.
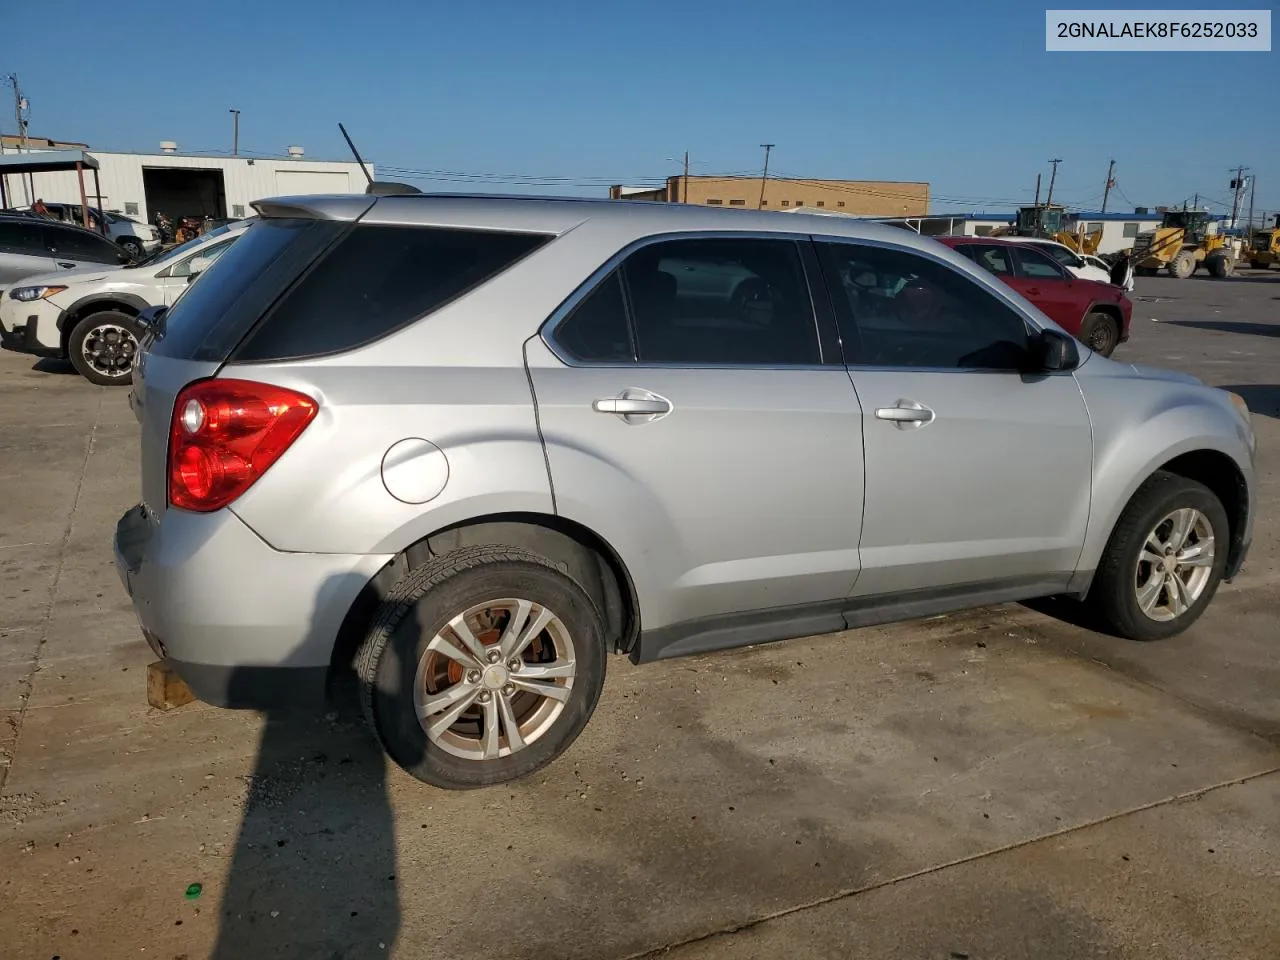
[592,389,672,423]
[875,399,935,429]
[1024,286,1041,295]
[56,261,76,269]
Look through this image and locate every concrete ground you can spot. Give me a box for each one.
[2,269,1278,960]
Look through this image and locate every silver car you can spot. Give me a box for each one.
[114,191,1257,790]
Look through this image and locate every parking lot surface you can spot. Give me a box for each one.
[2,270,1278,960]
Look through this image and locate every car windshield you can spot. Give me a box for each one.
[129,223,234,268]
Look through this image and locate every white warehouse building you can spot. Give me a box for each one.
[0,142,372,225]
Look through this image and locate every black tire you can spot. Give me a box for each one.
[67,310,142,386]
[1079,311,1120,357]
[356,545,607,789]
[1168,251,1195,279]
[1206,255,1234,279]
[120,238,144,260]
[1088,471,1229,642]
[1250,260,1266,270]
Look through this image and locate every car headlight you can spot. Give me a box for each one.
[9,285,68,302]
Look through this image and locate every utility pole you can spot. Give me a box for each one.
[1246,174,1256,232]
[1229,165,1249,228]
[1045,158,1062,207]
[1033,173,1041,207]
[3,73,32,204]
[1101,159,1116,213]
[757,143,774,209]
[229,109,241,156]
[682,150,689,203]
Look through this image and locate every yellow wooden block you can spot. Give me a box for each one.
[146,660,195,710]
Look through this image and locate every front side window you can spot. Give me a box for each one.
[551,237,822,366]
[817,241,1030,370]
[46,225,121,264]
[1013,247,1068,279]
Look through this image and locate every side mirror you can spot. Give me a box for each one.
[1031,328,1080,372]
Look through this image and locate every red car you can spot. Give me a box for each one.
[936,236,1131,357]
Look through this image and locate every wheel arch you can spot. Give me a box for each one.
[1078,433,1252,594]
[328,512,641,691]
[56,293,151,352]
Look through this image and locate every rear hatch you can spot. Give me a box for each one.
[130,211,362,518]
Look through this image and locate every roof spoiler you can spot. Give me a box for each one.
[365,181,422,196]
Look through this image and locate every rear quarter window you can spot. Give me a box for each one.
[230,225,551,363]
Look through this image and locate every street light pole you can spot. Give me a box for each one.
[229,108,241,156]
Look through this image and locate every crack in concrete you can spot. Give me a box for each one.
[0,391,102,793]
[624,766,1280,959]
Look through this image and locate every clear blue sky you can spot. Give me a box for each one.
[5,0,1278,215]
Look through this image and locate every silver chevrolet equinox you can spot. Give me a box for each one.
[114,190,1257,789]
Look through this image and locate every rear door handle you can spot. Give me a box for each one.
[592,390,672,423]
[1025,286,1041,295]
[875,399,934,429]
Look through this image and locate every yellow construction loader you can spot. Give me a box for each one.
[1131,210,1236,279]
[998,204,1102,253]
[1246,214,1280,270]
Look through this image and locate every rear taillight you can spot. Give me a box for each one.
[168,379,317,512]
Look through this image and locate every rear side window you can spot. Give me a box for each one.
[0,220,45,255]
[151,218,343,362]
[232,225,550,362]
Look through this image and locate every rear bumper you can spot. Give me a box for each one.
[113,503,392,709]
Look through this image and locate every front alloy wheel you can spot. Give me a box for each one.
[68,311,142,386]
[1134,508,1215,621]
[1089,471,1229,641]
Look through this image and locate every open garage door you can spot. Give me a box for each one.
[142,167,227,223]
[274,169,359,196]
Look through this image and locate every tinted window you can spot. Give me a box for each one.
[1031,243,1080,268]
[555,271,633,362]
[964,244,1014,276]
[818,242,1030,370]
[0,220,46,255]
[170,238,236,278]
[621,238,820,365]
[1014,247,1067,279]
[151,218,342,361]
[234,225,549,362]
[44,225,121,264]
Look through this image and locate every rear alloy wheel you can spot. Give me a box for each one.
[357,545,606,789]
[1089,471,1229,641]
[120,238,144,260]
[67,310,142,386]
[1079,311,1120,357]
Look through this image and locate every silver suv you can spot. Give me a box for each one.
[114,191,1257,790]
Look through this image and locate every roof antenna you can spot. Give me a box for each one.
[338,121,421,196]
[338,122,373,185]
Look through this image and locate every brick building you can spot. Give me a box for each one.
[609,175,929,217]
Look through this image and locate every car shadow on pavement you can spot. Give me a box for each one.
[1165,320,1280,339]
[1217,384,1280,420]
[31,357,76,374]
[210,573,413,960]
